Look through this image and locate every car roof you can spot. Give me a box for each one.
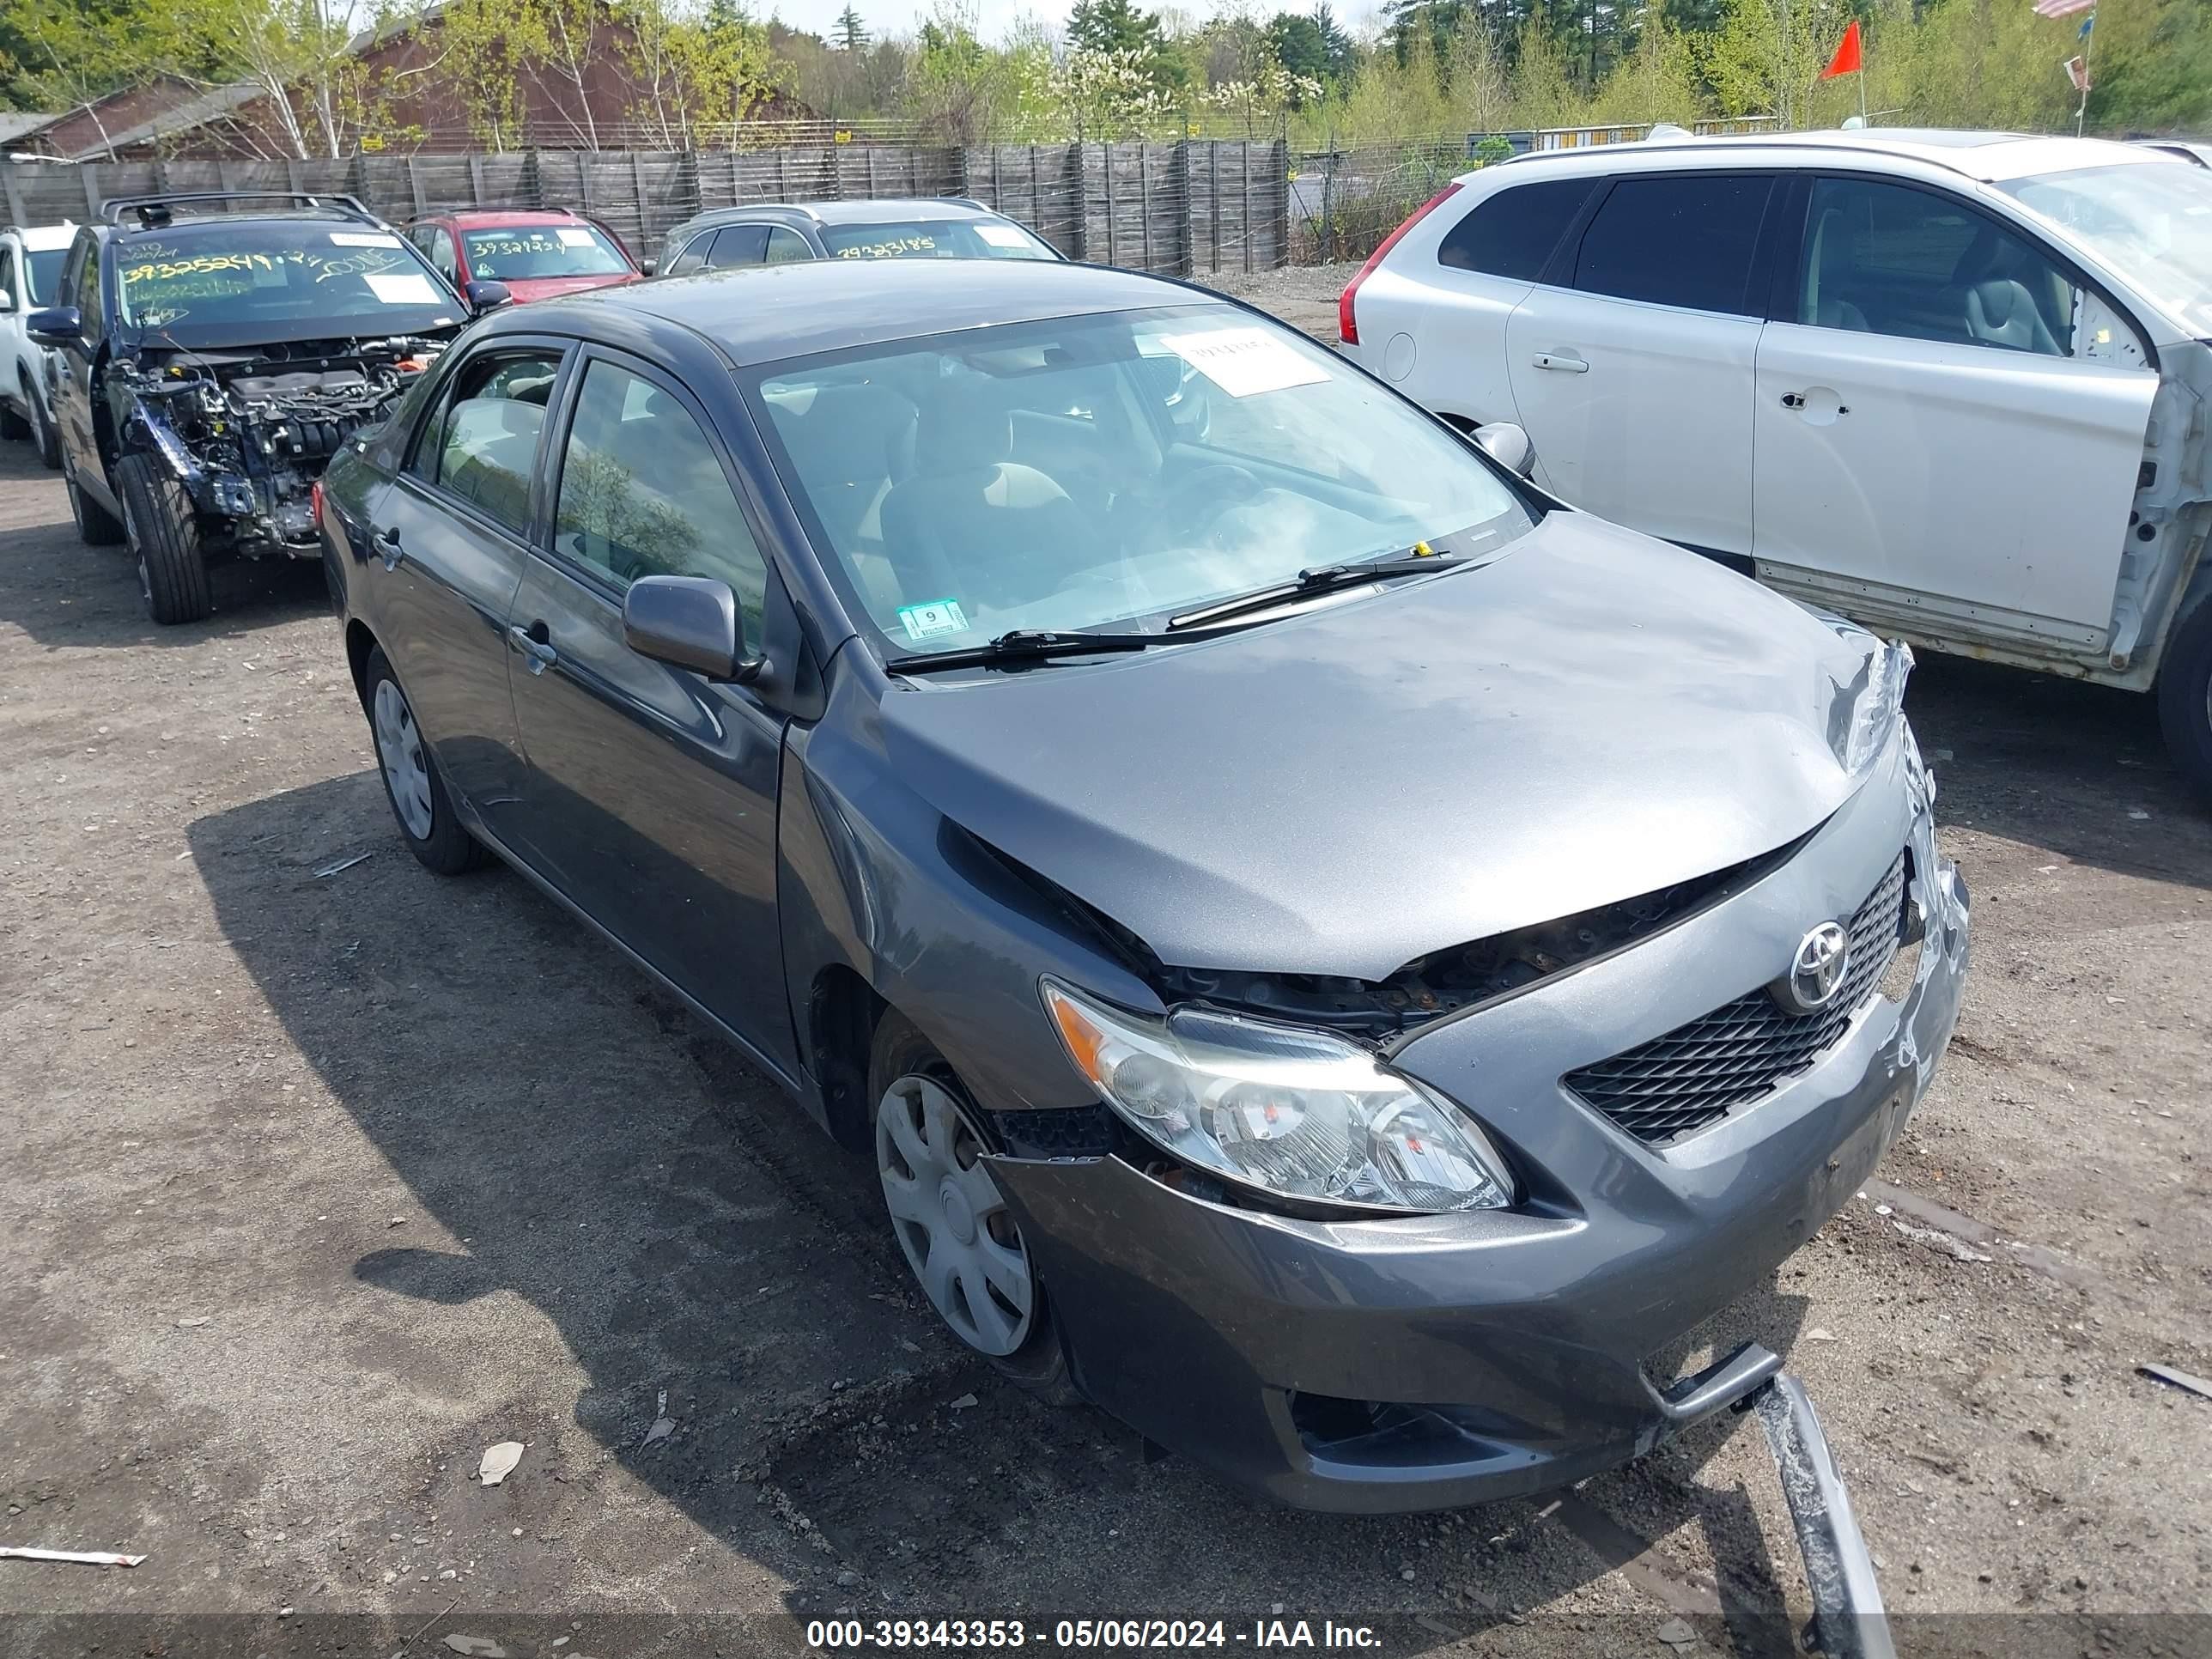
[520,258,1217,368]
[678,197,1006,232]
[1498,128,2171,185]
[110,207,386,242]
[434,209,591,228]
[8,222,78,250]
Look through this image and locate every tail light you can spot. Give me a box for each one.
[310,478,325,529]
[1339,182,1462,347]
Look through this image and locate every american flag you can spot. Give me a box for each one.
[2033,0,2096,17]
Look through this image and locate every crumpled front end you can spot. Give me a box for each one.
[987,739,1969,1513]
[118,348,428,557]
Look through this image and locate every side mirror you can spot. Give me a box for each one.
[623,574,764,684]
[1472,420,1536,479]
[0,289,13,313]
[639,257,658,276]
[463,279,513,313]
[27,305,81,347]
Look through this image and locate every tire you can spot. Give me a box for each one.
[867,1012,1079,1406]
[114,452,211,624]
[2156,597,2212,804]
[25,381,60,470]
[362,645,489,876]
[64,455,125,547]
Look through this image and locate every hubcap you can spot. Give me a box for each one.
[373,678,434,840]
[875,1074,1036,1357]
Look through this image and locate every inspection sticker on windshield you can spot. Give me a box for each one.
[975,222,1031,248]
[329,231,402,248]
[557,227,597,246]
[364,271,441,306]
[897,599,969,641]
[1158,325,1329,398]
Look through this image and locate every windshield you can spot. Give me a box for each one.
[817,218,1056,262]
[25,248,66,305]
[462,222,629,279]
[747,304,1533,657]
[2006,161,2212,337]
[115,222,459,339]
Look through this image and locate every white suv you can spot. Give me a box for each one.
[0,220,75,469]
[1340,131,2212,796]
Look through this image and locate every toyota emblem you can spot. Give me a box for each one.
[1771,921,1851,1015]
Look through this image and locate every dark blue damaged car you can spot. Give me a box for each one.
[315,257,1970,1513]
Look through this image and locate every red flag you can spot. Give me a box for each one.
[1822,19,1864,78]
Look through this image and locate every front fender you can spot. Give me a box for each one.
[776,668,1159,1136]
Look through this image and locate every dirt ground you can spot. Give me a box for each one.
[2,373,2209,1658]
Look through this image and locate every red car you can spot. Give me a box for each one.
[402,209,642,304]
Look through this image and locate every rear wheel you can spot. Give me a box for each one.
[362,645,489,876]
[64,455,124,547]
[2156,597,2212,803]
[114,452,210,624]
[868,1013,1075,1403]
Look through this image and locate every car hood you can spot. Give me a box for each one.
[880,513,1882,981]
[501,273,639,302]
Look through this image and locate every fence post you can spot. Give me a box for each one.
[405,156,424,217]
[1239,143,1251,274]
[468,155,486,209]
[1208,143,1219,275]
[1137,145,1152,270]
[1321,128,1333,264]
[1,164,24,228]
[1104,143,1117,267]
[1068,145,1087,260]
[1175,140,1194,278]
[1273,138,1290,270]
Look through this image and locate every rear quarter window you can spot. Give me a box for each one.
[1437,179,1597,281]
[1571,173,1775,314]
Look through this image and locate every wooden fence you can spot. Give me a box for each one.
[0,141,1292,275]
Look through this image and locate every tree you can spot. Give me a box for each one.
[833,5,867,52]
[538,0,611,149]
[1309,3,1355,80]
[908,1,1008,144]
[1266,12,1328,84]
[1067,0,1167,58]
[440,0,547,151]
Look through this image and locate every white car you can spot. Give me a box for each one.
[0,221,74,469]
[1340,131,2212,796]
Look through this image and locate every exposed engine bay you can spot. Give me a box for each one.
[115,337,439,556]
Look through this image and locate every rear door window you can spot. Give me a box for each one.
[1571,173,1774,314]
[706,225,770,269]
[1437,179,1596,281]
[413,348,564,537]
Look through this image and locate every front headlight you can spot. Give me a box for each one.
[1833,634,1913,782]
[1042,980,1516,1213]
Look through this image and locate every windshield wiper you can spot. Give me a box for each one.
[1167,554,1467,631]
[884,629,1160,675]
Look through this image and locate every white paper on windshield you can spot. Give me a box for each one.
[557,227,596,246]
[365,271,441,306]
[975,222,1031,248]
[330,231,402,247]
[1157,325,1329,398]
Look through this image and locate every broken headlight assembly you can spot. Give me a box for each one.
[1829,628,1914,785]
[1041,979,1516,1213]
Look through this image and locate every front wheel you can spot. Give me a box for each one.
[868,1013,1076,1403]
[2156,598,2212,803]
[362,646,489,876]
[114,453,210,623]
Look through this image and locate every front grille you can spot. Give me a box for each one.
[1564,852,1911,1146]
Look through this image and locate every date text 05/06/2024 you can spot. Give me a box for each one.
[804,1620,1384,1650]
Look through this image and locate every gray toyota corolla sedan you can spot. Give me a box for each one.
[315,258,1969,1514]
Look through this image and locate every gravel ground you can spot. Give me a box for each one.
[1,360,2208,1658]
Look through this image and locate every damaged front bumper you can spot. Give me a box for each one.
[987,798,1969,1515]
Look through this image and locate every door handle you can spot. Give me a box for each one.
[372,525,403,570]
[1531,351,1589,374]
[507,621,559,674]
[1781,391,1850,416]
